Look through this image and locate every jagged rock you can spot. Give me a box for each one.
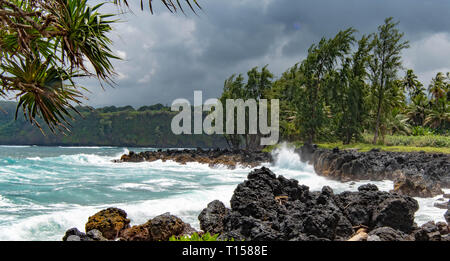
[120,224,151,241]
[198,200,230,235]
[299,145,450,198]
[86,229,108,241]
[63,228,90,241]
[296,143,317,163]
[85,208,130,240]
[215,167,418,241]
[367,227,411,241]
[358,184,379,192]
[120,213,196,241]
[392,171,443,198]
[434,200,449,209]
[412,221,448,241]
[445,210,450,224]
[66,235,82,241]
[116,149,272,169]
[372,197,419,233]
[148,213,187,241]
[436,222,449,235]
[335,185,418,233]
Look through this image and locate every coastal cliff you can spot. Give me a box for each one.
[297,144,450,197]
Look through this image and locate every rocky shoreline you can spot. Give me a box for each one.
[115,149,272,169]
[116,146,449,199]
[297,144,450,198]
[64,167,450,242]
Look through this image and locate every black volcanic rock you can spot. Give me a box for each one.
[116,149,272,169]
[63,228,91,241]
[299,145,449,197]
[212,167,419,241]
[198,200,230,235]
[367,227,412,241]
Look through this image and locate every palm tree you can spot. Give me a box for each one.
[402,69,425,101]
[114,0,202,14]
[0,0,201,132]
[406,93,429,126]
[382,108,411,136]
[429,72,447,105]
[424,105,450,130]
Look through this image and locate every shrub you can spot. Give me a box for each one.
[169,233,221,241]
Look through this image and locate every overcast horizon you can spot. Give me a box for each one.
[13,0,450,108]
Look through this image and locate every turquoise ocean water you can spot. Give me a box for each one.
[0,145,447,241]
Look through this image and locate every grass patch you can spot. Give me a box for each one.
[264,134,450,154]
[316,142,450,154]
[361,134,450,148]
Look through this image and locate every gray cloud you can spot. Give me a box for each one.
[81,0,450,108]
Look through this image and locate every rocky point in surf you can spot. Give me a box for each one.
[296,144,450,198]
[115,148,272,169]
[198,167,450,241]
[117,145,449,199]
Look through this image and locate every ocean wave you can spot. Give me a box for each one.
[0,145,32,148]
[0,195,14,208]
[0,184,236,241]
[0,146,447,241]
[58,146,118,149]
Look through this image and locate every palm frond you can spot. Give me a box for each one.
[113,0,202,14]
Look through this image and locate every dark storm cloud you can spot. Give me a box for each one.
[82,0,450,108]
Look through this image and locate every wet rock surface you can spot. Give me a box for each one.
[298,145,449,198]
[115,148,272,169]
[119,213,196,241]
[367,227,412,241]
[198,200,230,235]
[206,167,430,241]
[84,208,131,240]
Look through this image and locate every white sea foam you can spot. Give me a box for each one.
[26,157,41,161]
[58,146,117,149]
[0,145,31,148]
[0,195,13,208]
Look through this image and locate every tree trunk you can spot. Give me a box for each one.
[373,108,381,144]
[373,83,384,145]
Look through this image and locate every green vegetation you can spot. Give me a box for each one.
[169,233,220,242]
[0,101,226,148]
[219,66,274,150]
[263,135,450,154]
[317,143,450,154]
[169,233,236,242]
[220,17,449,151]
[0,0,201,132]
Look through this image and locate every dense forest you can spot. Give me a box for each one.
[218,18,449,150]
[0,101,227,148]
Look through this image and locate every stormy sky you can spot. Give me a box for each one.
[81,0,450,108]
